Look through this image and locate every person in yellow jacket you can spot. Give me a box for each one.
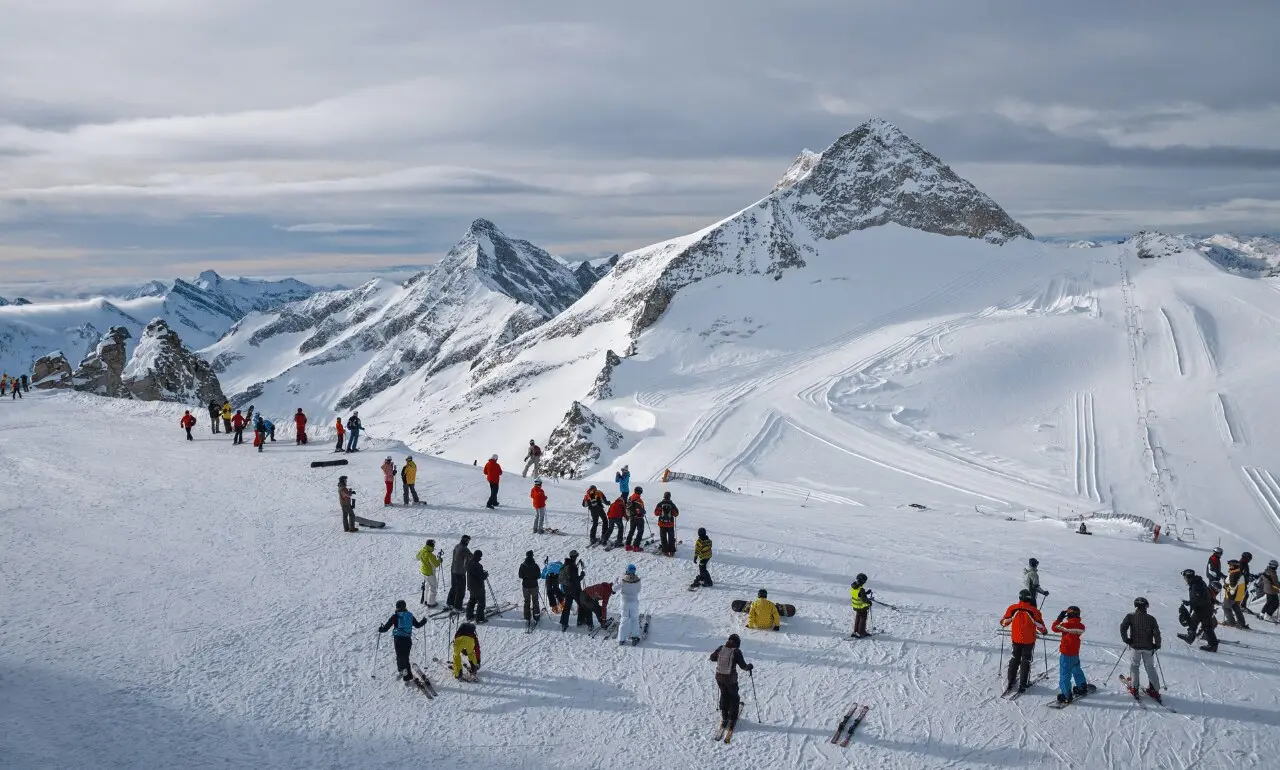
[416,539,442,607]
[452,622,481,680]
[401,456,421,504]
[850,573,872,638]
[220,401,233,433]
[746,589,780,631]
[1224,560,1249,628]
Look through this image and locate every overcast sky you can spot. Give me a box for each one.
[1,1,1277,290]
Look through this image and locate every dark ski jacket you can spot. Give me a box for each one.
[655,499,679,527]
[1120,610,1161,650]
[559,558,583,595]
[519,557,541,588]
[710,643,751,686]
[1206,553,1224,581]
[347,415,362,433]
[380,609,426,638]
[451,543,472,576]
[466,556,488,592]
[1186,574,1213,611]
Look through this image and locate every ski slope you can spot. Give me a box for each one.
[4,392,1280,769]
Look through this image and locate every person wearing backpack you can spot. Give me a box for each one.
[523,440,543,478]
[541,558,565,613]
[605,495,626,548]
[624,487,647,552]
[558,550,584,631]
[207,400,221,433]
[377,599,428,681]
[582,485,608,544]
[654,491,679,556]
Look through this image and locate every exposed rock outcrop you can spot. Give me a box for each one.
[32,351,73,390]
[541,401,623,479]
[121,319,225,403]
[73,326,131,396]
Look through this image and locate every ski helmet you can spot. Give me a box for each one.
[1270,560,1278,570]
[569,549,579,559]
[1242,551,1253,561]
[1018,589,1033,602]
[405,455,412,462]
[1229,559,1241,567]
[1134,597,1149,609]
[526,550,534,559]
[635,486,644,495]
[530,439,536,444]
[534,478,543,486]
[395,600,407,610]
[491,454,498,460]
[758,589,768,599]
[1213,547,1224,555]
[461,534,470,543]
[698,527,707,537]
[626,564,637,574]
[727,633,741,647]
[1066,606,1081,617]
[1209,580,1222,592]
[588,485,597,491]
[1181,568,1196,579]
[472,550,482,560]
[338,475,348,483]
[426,539,435,547]
[663,491,671,499]
[855,573,868,585]
[1028,558,1039,568]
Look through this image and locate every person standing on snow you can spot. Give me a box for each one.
[1023,558,1049,608]
[582,485,607,544]
[452,622,481,681]
[1259,560,1279,620]
[1120,597,1162,701]
[447,535,472,612]
[21,373,29,392]
[345,411,362,452]
[416,539,442,607]
[522,439,542,478]
[654,491,679,556]
[558,550,584,631]
[519,551,542,623]
[691,528,714,589]
[710,634,753,736]
[483,455,502,509]
[1000,589,1048,693]
[614,564,643,645]
[1206,547,1224,583]
[401,456,420,504]
[207,400,221,433]
[624,486,647,552]
[180,410,197,441]
[253,415,266,452]
[377,599,428,681]
[221,401,233,434]
[381,456,397,506]
[541,558,564,613]
[465,550,489,623]
[530,478,548,534]
[605,495,626,548]
[1051,606,1094,704]
[230,409,247,445]
[334,417,345,453]
[294,408,308,445]
[338,476,357,532]
[849,573,872,638]
[1224,560,1249,628]
[615,465,631,499]
[1178,568,1219,652]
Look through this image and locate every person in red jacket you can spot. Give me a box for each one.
[1000,589,1048,694]
[180,410,197,441]
[381,456,397,505]
[530,479,548,534]
[294,408,308,445]
[333,417,345,453]
[605,496,626,548]
[231,410,247,445]
[483,455,502,509]
[1050,606,1093,704]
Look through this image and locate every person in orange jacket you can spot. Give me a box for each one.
[483,454,502,509]
[605,496,626,548]
[180,410,197,441]
[1000,589,1048,694]
[294,408,308,445]
[230,410,247,445]
[1050,606,1093,704]
[531,478,548,534]
[582,485,608,544]
[334,417,345,453]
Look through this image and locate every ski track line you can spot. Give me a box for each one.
[1072,391,1102,503]
[1184,301,1220,375]
[1243,466,1280,535]
[1212,392,1241,447]
[713,409,785,485]
[1159,307,1187,377]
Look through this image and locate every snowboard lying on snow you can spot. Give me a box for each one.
[311,459,349,468]
[731,600,797,617]
[354,515,385,529]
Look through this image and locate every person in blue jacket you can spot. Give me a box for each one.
[615,465,631,499]
[261,418,276,442]
[541,559,565,613]
[378,599,428,681]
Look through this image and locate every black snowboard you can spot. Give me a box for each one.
[311,459,349,468]
[353,515,386,529]
[731,600,796,617]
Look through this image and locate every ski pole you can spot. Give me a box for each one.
[1106,646,1127,681]
[1042,635,1049,676]
[998,635,1005,680]
[748,668,760,722]
[1155,651,1166,689]
[371,632,382,679]
[872,598,901,611]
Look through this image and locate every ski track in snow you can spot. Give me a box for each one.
[1243,466,1280,535]
[1160,307,1187,377]
[1213,392,1244,447]
[1073,391,1102,503]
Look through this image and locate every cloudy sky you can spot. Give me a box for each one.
[1,1,1277,291]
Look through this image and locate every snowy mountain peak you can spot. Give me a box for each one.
[773,149,823,192]
[438,218,585,318]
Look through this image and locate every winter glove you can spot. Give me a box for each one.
[745,664,754,672]
[773,626,780,631]
[1056,610,1067,622]
[1041,590,1050,596]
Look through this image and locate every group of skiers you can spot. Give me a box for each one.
[1,373,28,398]
[183,400,375,457]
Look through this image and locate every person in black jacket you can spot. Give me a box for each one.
[558,550,584,631]
[378,599,428,680]
[710,633,753,734]
[448,536,471,612]
[582,486,607,544]
[1178,569,1219,652]
[1120,597,1162,699]
[207,400,221,433]
[518,550,542,623]
[1206,547,1224,582]
[465,550,489,622]
[655,491,679,556]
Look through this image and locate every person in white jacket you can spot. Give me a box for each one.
[615,564,642,646]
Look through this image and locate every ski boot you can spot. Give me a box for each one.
[1200,643,1218,652]
[1056,693,1071,705]
[1144,686,1162,703]
[1177,632,1194,644]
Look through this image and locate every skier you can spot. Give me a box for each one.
[381,456,397,506]
[625,486,647,552]
[416,539,442,607]
[558,550,584,631]
[709,634,753,738]
[1260,560,1280,620]
[605,495,626,548]
[1023,558,1049,608]
[377,599,428,681]
[614,564,642,645]
[180,410,197,441]
[518,551,542,623]
[345,411,362,452]
[1050,606,1093,703]
[1120,597,1162,701]
[654,491,679,556]
[294,408,307,445]
[338,476,357,532]
[530,478,548,534]
[746,589,781,631]
[1224,560,1249,628]
[522,439,542,477]
[582,582,614,628]
[1240,551,1256,585]
[447,535,472,612]
[582,485,607,544]
[231,409,246,445]
[207,400,221,433]
[399,456,420,504]
[221,401,233,433]
[1177,568,1219,652]
[691,528,714,589]
[483,454,502,509]
[615,465,631,499]
[1206,546,1224,582]
[541,558,565,613]
[849,573,872,638]
[465,549,489,622]
[999,589,1048,693]
[451,622,481,680]
[253,415,266,452]
[9,377,20,399]
[334,416,345,453]
[20,373,29,392]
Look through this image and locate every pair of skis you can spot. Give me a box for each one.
[432,656,478,683]
[1118,675,1177,712]
[1045,683,1096,709]
[408,663,439,698]
[714,718,737,743]
[830,703,871,747]
[1001,670,1052,701]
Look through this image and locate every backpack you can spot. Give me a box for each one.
[715,646,735,677]
[559,562,574,589]
[394,610,414,637]
[532,445,542,457]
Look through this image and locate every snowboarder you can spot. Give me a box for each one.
[345,412,362,452]
[1023,558,1049,608]
[401,456,420,504]
[519,551,542,623]
[207,400,221,433]
[294,408,307,445]
[377,599,428,681]
[624,486,647,552]
[1076,522,1091,535]
[530,478,548,534]
[1260,560,1279,620]
[849,573,872,638]
[465,549,489,622]
[221,401,233,433]
[746,589,781,631]
[541,558,565,613]
[615,465,631,499]
[452,622,481,680]
[604,495,626,548]
[483,454,502,509]
[231,409,246,445]
[522,439,542,478]
[582,485,607,543]
[558,550,584,631]
[338,476,358,532]
[710,634,753,737]
[416,539,442,607]
[614,564,642,645]
[691,528,714,588]
[381,456,397,506]
[180,410,197,441]
[1120,597,1162,700]
[1206,546,1225,582]
[654,491,679,556]
[334,417,345,453]
[447,536,472,612]
[1178,568,1219,651]
[1000,589,1048,693]
[1224,560,1249,627]
[1051,606,1092,703]
[253,415,266,452]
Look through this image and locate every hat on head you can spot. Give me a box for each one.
[395,600,406,610]
[526,550,534,559]
[491,454,498,460]
[626,564,637,574]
